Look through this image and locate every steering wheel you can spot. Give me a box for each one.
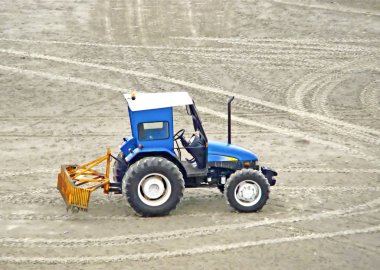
[174,129,185,160]
[174,129,185,141]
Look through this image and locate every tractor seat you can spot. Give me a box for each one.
[183,134,207,168]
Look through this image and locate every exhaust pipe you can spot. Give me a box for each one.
[228,96,234,144]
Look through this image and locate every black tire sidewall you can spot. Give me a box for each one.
[225,169,269,212]
[123,157,184,216]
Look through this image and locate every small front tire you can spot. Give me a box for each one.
[224,169,269,212]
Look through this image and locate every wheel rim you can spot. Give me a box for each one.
[137,173,172,206]
[234,180,262,207]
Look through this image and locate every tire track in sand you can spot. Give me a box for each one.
[272,0,380,17]
[0,38,369,73]
[1,167,379,178]
[1,196,379,222]
[0,61,375,162]
[172,36,380,46]
[0,212,217,221]
[171,36,379,53]
[307,73,380,145]
[0,38,372,75]
[360,80,380,118]
[0,225,379,263]
[185,0,197,37]
[309,65,380,122]
[1,49,379,147]
[1,37,333,55]
[2,37,376,54]
[285,56,380,145]
[0,198,379,248]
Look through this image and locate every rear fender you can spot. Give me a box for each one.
[125,147,176,163]
[120,136,137,156]
[125,148,187,179]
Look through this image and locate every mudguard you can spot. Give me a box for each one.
[120,136,137,155]
[124,147,177,163]
[261,166,277,186]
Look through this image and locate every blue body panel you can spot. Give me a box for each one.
[128,107,174,151]
[207,140,258,162]
[122,107,176,162]
[120,136,137,155]
[208,154,236,162]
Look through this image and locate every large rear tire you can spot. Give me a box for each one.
[122,157,185,217]
[224,169,269,212]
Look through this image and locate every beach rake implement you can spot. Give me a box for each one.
[57,149,114,212]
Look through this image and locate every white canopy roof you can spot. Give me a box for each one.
[124,92,193,111]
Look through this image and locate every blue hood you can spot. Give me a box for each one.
[207,140,258,162]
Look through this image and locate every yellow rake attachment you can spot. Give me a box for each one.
[57,149,113,212]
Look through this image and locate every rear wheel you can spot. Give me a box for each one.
[122,157,185,217]
[113,152,128,183]
[224,169,269,212]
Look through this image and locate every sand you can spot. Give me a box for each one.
[0,0,379,269]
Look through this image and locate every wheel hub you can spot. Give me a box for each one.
[137,173,172,207]
[141,176,165,199]
[234,180,262,207]
[238,183,257,201]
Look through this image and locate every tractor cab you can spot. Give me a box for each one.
[121,92,208,174]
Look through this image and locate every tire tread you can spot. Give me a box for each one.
[122,157,185,217]
[224,169,270,212]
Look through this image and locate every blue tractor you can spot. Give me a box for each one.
[112,92,278,216]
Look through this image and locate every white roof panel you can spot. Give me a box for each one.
[124,92,193,111]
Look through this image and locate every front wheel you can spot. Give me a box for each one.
[122,157,185,217]
[224,169,269,212]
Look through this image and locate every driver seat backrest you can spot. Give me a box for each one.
[184,134,207,169]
